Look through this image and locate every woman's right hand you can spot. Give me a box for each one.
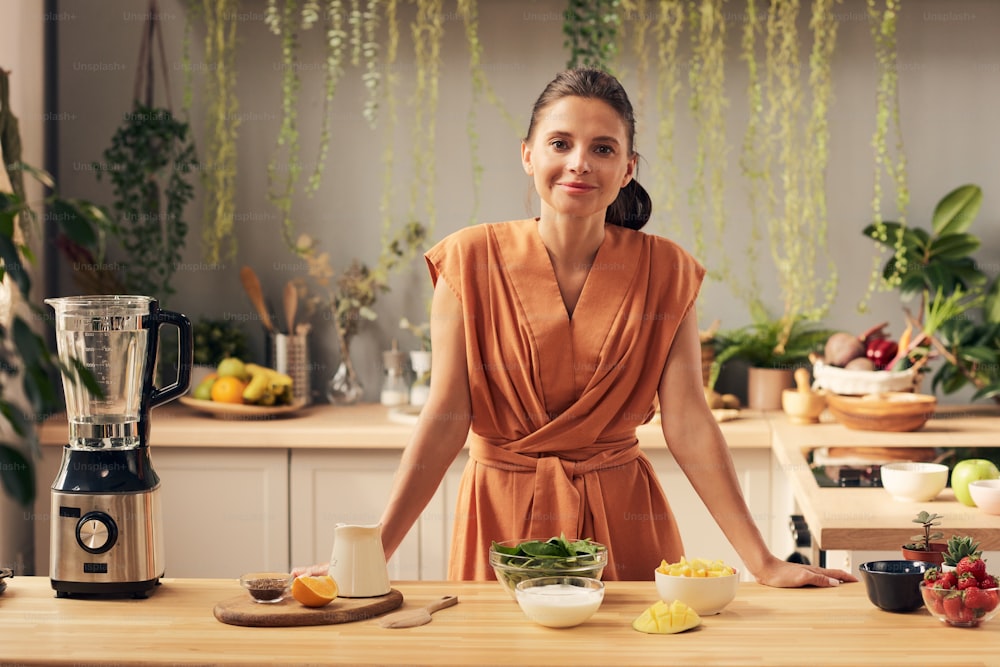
[290,562,330,577]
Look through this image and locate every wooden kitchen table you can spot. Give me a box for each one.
[1,576,996,666]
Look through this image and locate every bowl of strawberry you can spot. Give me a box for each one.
[921,555,999,627]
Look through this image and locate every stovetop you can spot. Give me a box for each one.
[811,464,883,488]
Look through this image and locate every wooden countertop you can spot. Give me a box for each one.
[38,403,772,450]
[769,405,1000,551]
[1,576,996,666]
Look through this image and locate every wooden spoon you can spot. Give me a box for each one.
[240,266,275,334]
[376,595,458,628]
[283,281,298,336]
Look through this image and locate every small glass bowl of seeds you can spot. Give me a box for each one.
[239,572,293,604]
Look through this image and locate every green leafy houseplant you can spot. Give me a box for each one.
[902,511,944,552]
[708,302,833,390]
[0,165,107,505]
[192,319,249,367]
[864,184,1000,401]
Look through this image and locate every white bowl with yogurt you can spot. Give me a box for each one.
[514,576,605,628]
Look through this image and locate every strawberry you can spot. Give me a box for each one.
[964,586,992,611]
[942,593,964,621]
[956,555,987,581]
[979,574,997,589]
[982,590,1000,613]
[957,573,979,590]
[935,571,958,590]
[923,586,945,614]
[923,567,939,584]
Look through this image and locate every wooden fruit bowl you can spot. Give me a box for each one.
[825,392,937,432]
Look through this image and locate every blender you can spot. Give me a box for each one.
[45,295,192,598]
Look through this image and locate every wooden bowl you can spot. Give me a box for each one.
[825,392,937,432]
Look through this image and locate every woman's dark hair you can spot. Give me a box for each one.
[524,68,651,230]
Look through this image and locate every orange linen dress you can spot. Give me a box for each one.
[425,219,706,581]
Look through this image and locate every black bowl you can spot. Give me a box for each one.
[858,560,933,612]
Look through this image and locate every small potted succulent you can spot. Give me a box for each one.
[901,511,947,565]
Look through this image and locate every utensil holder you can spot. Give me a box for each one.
[269,332,311,405]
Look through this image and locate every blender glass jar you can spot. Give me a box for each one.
[46,295,153,449]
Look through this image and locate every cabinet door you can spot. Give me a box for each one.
[153,448,289,578]
[290,449,421,580]
[645,448,776,581]
[33,447,288,578]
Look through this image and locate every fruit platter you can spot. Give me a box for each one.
[180,356,307,419]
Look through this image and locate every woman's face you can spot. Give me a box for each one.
[521,95,636,223]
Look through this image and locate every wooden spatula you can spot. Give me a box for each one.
[377,595,458,628]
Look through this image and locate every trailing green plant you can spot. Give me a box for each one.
[409,0,444,238]
[707,301,834,389]
[198,0,240,264]
[651,0,685,237]
[864,184,999,401]
[0,164,108,505]
[686,0,728,271]
[93,102,198,303]
[563,0,621,70]
[861,0,909,309]
[756,0,839,335]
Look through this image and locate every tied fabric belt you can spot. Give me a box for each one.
[468,432,642,533]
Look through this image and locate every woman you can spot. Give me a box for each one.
[297,68,854,587]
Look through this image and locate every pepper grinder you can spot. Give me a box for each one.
[380,339,409,407]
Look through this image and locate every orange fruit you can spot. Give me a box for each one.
[210,376,247,404]
[291,575,338,607]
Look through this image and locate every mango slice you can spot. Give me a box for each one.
[631,600,702,634]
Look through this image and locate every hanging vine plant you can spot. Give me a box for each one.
[651,0,685,237]
[563,0,622,70]
[93,0,199,303]
[686,0,728,273]
[861,0,909,308]
[197,0,239,265]
[408,0,444,238]
[736,0,765,305]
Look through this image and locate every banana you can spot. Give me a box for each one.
[243,364,295,405]
[242,370,271,403]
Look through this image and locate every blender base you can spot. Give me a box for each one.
[51,577,162,599]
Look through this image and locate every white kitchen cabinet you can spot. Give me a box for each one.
[288,449,469,581]
[645,447,790,581]
[32,447,288,579]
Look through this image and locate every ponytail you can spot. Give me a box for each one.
[606,179,651,230]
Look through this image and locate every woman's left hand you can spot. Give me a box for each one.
[752,555,857,588]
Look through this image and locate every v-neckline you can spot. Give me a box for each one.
[532,220,604,322]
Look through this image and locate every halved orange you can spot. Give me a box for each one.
[291,575,338,607]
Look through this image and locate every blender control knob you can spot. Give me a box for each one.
[76,511,118,554]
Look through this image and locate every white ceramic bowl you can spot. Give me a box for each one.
[514,576,604,628]
[969,479,1000,515]
[879,462,948,502]
[654,568,739,615]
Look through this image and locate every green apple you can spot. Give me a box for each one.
[951,459,1000,506]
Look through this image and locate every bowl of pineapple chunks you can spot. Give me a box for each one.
[654,556,739,615]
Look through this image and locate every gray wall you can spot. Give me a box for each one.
[49,0,1000,403]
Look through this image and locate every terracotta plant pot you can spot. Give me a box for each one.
[900,543,946,565]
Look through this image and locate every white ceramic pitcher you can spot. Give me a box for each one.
[328,523,391,598]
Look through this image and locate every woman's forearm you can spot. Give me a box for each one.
[662,412,774,574]
[379,398,471,559]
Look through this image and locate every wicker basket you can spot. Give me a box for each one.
[812,360,919,396]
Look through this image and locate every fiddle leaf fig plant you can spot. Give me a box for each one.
[864,184,1000,401]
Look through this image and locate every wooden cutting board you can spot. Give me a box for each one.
[214,588,403,627]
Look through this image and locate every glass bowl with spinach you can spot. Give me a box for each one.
[489,535,607,598]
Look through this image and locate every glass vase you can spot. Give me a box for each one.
[326,335,364,405]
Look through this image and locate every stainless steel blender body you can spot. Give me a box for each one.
[45,295,192,598]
